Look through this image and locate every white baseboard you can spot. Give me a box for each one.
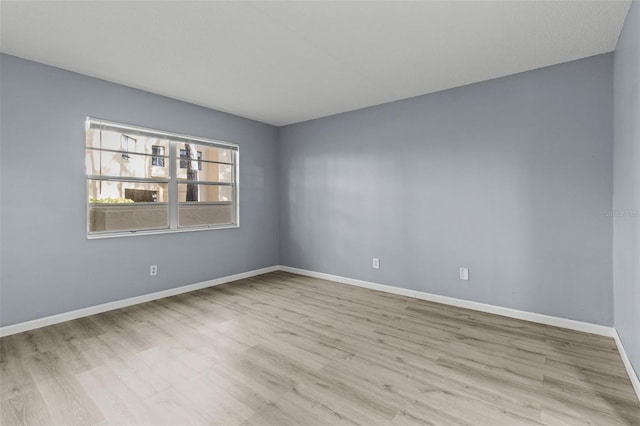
[278,265,615,337]
[2,264,613,339]
[613,329,640,401]
[0,266,278,337]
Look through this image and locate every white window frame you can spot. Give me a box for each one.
[86,117,239,239]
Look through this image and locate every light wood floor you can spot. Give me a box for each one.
[1,271,639,425]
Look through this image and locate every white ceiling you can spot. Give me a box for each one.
[0,1,631,126]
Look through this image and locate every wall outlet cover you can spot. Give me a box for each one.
[459,267,469,280]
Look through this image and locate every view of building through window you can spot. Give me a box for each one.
[85,118,238,236]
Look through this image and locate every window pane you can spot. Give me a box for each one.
[179,204,233,227]
[178,183,234,227]
[178,184,232,203]
[176,161,233,182]
[88,180,168,203]
[89,204,169,233]
[88,180,169,233]
[86,150,169,179]
[86,128,169,156]
[177,142,232,164]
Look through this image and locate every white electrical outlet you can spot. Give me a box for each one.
[459,267,469,280]
[372,258,380,269]
[150,265,158,276]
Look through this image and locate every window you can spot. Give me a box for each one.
[85,118,239,237]
[152,145,165,167]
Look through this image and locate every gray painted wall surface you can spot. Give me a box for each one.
[614,1,640,381]
[0,52,620,330]
[279,54,614,326]
[0,54,279,327]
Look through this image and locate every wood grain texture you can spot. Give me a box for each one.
[1,271,639,425]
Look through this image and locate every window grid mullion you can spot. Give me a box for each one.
[168,141,179,230]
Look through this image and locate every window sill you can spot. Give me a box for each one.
[87,223,239,240]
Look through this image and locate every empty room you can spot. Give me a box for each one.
[1,0,639,424]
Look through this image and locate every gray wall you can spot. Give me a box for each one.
[0,54,280,327]
[613,1,640,381]
[0,51,620,330]
[279,54,614,326]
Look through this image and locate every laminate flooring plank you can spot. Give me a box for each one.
[1,384,53,426]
